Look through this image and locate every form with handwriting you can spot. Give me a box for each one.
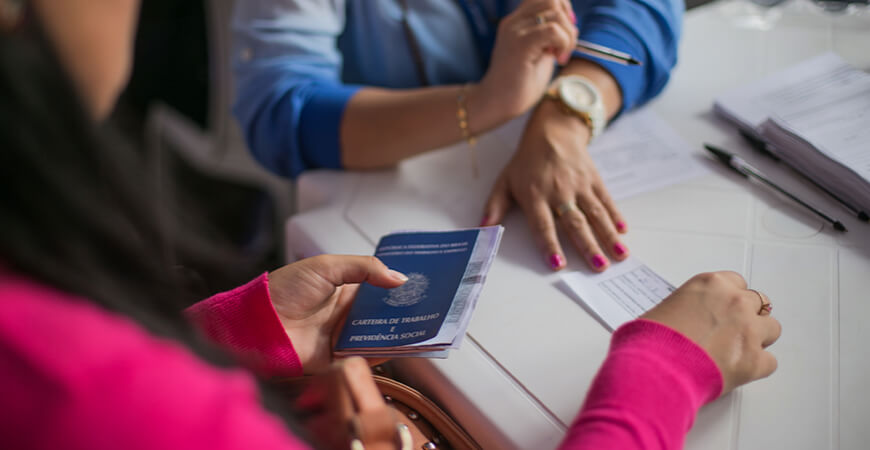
[561,257,675,331]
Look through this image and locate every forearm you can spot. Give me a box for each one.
[560,320,722,449]
[340,84,512,169]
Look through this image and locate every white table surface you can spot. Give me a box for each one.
[285,2,870,448]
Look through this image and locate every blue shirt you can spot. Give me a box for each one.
[232,0,683,178]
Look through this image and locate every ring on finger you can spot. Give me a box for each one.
[749,289,772,315]
[554,202,578,218]
[534,13,547,25]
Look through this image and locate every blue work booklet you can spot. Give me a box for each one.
[334,226,503,358]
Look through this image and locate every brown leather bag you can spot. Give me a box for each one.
[276,358,480,450]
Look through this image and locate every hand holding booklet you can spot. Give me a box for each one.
[334,226,503,359]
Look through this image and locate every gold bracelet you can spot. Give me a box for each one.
[456,84,479,178]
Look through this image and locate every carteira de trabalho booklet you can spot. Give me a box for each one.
[334,226,503,358]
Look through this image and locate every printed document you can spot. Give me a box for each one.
[562,257,675,331]
[714,52,870,211]
[586,109,709,200]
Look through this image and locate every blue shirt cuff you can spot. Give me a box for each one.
[575,27,647,116]
[298,84,361,171]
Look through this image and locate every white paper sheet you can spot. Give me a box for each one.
[713,52,863,130]
[586,110,710,200]
[561,257,676,331]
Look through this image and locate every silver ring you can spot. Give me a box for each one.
[535,14,546,25]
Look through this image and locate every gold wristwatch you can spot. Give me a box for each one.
[545,75,607,139]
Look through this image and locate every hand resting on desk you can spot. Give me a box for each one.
[562,271,781,448]
[642,271,782,395]
[482,90,629,274]
[481,59,630,273]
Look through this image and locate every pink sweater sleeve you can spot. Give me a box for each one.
[0,272,310,450]
[560,319,723,450]
[186,273,303,377]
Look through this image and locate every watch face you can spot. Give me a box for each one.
[559,80,598,112]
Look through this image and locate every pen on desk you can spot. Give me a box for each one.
[576,40,642,66]
[739,129,870,222]
[704,143,848,232]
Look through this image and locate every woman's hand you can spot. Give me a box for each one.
[481,99,628,272]
[641,271,782,395]
[292,357,396,450]
[267,255,408,374]
[475,0,578,119]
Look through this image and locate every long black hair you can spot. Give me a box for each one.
[0,14,211,338]
[0,6,307,438]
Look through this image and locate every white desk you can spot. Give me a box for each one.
[285,3,870,449]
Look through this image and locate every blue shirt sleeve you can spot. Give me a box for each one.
[231,0,356,179]
[571,0,683,115]
[232,0,682,178]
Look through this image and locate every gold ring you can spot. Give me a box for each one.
[555,203,578,218]
[535,13,546,25]
[750,289,772,315]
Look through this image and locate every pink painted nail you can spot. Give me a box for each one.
[570,10,577,24]
[616,221,627,232]
[549,254,564,270]
[479,216,489,227]
[613,243,627,256]
[591,254,607,269]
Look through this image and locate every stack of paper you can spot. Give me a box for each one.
[334,226,503,358]
[714,52,870,212]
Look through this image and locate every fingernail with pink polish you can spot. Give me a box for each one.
[616,221,627,232]
[613,243,627,256]
[549,254,564,270]
[591,254,607,269]
[570,10,577,24]
[479,216,489,227]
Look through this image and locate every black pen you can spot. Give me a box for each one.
[704,144,847,232]
[739,130,870,222]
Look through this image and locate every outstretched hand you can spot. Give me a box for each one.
[268,255,408,374]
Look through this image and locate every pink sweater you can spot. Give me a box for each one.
[0,270,722,449]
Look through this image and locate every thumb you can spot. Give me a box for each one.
[308,254,408,289]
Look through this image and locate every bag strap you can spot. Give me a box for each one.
[373,375,481,450]
[278,358,412,450]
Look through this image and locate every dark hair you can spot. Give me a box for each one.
[0,17,206,338]
[0,9,306,439]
